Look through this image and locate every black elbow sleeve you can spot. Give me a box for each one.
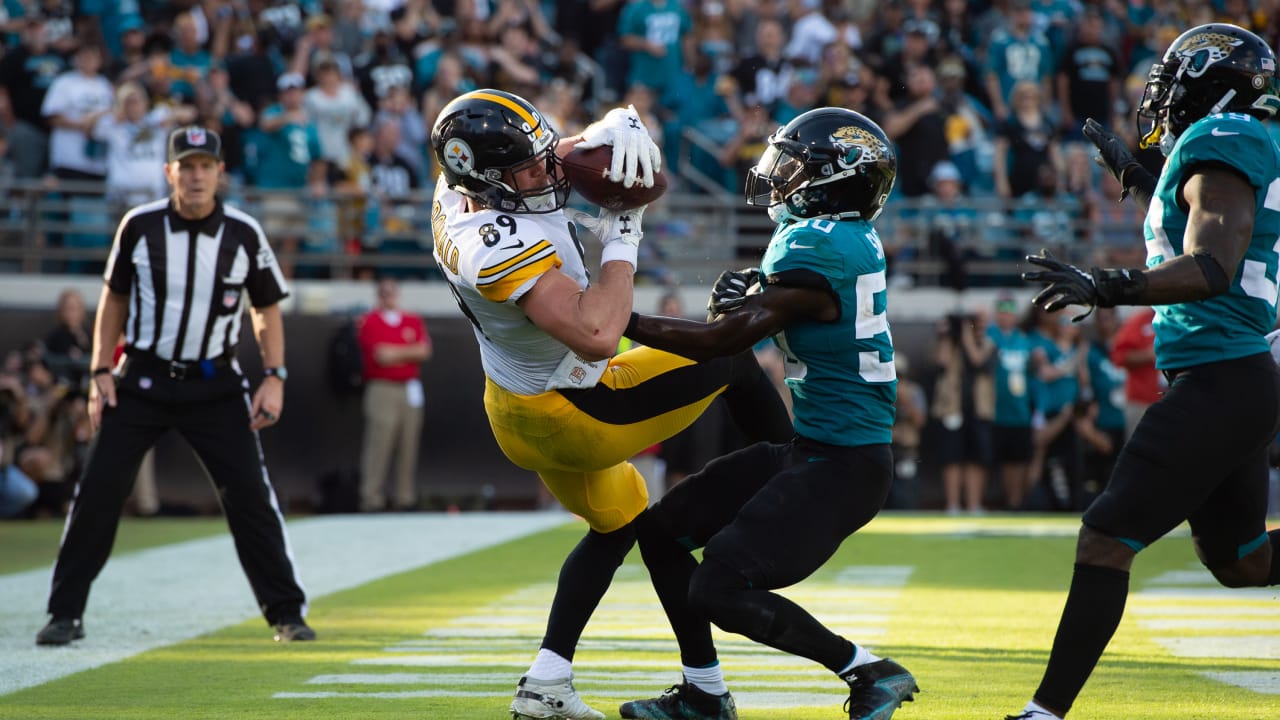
[1191,251,1230,296]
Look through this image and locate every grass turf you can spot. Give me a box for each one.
[0,519,231,575]
[1,514,1276,720]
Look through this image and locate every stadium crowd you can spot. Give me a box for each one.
[4,0,1280,520]
[1,0,1279,281]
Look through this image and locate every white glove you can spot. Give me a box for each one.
[578,104,662,189]
[568,205,646,268]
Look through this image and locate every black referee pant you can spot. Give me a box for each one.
[47,356,307,626]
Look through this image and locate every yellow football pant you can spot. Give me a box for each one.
[484,346,729,532]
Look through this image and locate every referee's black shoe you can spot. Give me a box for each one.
[273,616,316,642]
[36,617,85,646]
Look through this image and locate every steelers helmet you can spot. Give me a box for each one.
[1137,23,1280,154]
[745,107,897,223]
[430,89,570,213]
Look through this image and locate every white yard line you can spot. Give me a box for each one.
[0,512,571,697]
[1132,562,1280,693]
[278,564,916,711]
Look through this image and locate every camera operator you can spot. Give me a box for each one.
[7,354,80,517]
[0,373,39,518]
[931,308,996,514]
[43,289,92,391]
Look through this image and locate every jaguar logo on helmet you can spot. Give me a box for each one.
[830,125,885,170]
[443,138,475,176]
[1173,31,1242,78]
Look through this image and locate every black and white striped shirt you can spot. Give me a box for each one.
[103,198,290,362]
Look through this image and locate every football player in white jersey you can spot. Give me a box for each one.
[430,90,793,719]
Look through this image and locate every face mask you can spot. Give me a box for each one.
[523,189,558,212]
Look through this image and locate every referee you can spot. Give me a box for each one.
[36,125,315,645]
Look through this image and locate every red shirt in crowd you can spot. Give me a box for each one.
[357,310,430,383]
[1109,307,1161,405]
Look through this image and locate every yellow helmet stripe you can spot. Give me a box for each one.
[470,91,543,139]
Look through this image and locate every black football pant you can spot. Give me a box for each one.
[46,361,307,625]
[637,437,893,671]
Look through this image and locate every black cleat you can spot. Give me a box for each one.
[36,617,85,646]
[619,678,737,720]
[843,658,919,720]
[273,617,316,642]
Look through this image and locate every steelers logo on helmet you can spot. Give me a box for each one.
[429,88,570,213]
[443,138,475,177]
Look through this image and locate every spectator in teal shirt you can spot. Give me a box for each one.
[255,72,323,278]
[983,0,1054,123]
[169,12,212,103]
[255,73,322,190]
[617,0,691,98]
[1080,307,1127,505]
[988,294,1035,510]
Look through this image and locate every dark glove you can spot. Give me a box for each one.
[707,267,761,320]
[1082,118,1156,203]
[1022,249,1147,320]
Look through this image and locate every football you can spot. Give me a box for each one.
[561,145,668,211]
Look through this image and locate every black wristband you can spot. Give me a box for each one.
[92,367,112,377]
[1092,267,1148,307]
[624,311,639,338]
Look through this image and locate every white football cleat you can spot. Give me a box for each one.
[510,674,605,720]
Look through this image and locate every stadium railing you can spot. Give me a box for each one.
[0,178,1138,286]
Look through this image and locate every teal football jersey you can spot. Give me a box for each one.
[760,217,896,447]
[987,325,1033,426]
[1143,112,1280,369]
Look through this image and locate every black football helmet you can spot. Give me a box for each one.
[745,107,897,223]
[1137,23,1280,154]
[430,89,570,213]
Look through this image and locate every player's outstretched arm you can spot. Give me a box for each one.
[1023,166,1255,315]
[627,283,837,363]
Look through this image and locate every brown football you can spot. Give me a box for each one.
[561,145,668,211]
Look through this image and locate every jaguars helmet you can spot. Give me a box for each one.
[430,89,570,213]
[745,107,897,223]
[1137,23,1280,154]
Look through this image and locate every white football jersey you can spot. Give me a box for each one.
[432,181,592,395]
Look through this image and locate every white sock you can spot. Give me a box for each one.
[1025,701,1062,719]
[527,648,572,680]
[838,644,882,675]
[682,662,728,696]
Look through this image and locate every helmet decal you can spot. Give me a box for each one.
[443,138,475,177]
[830,125,888,170]
[1173,31,1242,79]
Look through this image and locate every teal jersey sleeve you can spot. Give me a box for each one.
[1144,113,1280,369]
[761,218,896,447]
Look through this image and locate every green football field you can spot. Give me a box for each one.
[0,514,1276,720]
